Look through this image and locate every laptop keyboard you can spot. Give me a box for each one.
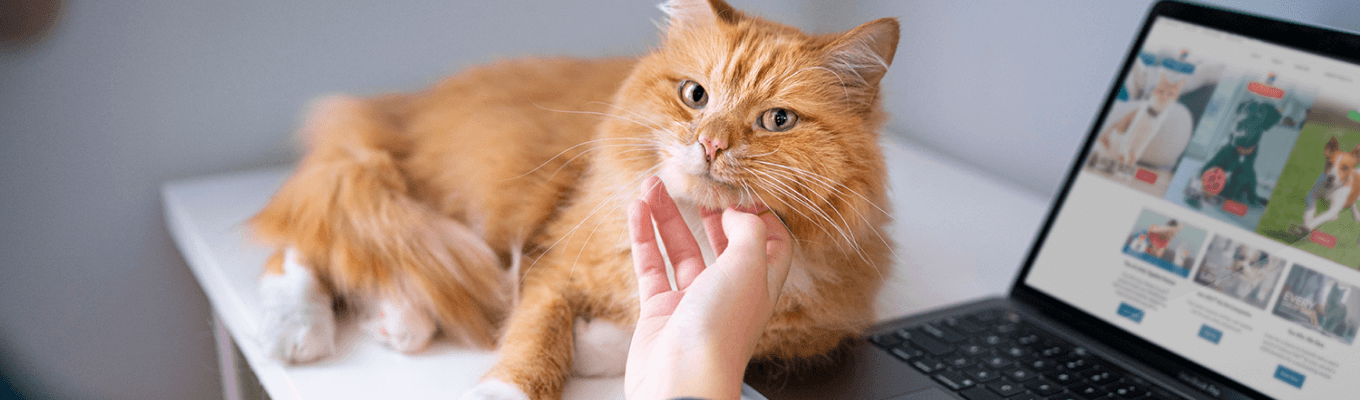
[869,308,1184,400]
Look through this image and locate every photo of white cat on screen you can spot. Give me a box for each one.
[1087,49,1224,197]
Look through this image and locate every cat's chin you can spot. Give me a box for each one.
[681,176,749,210]
[658,170,746,210]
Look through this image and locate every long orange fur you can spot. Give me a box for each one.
[251,0,899,398]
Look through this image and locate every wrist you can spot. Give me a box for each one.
[659,336,749,400]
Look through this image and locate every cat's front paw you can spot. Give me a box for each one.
[259,248,337,364]
[260,303,337,364]
[361,296,436,353]
[460,379,530,400]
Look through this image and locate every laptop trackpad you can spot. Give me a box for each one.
[883,388,959,400]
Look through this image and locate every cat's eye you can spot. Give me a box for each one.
[678,80,707,109]
[757,108,798,132]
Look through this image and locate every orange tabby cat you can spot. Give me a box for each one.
[250,0,898,398]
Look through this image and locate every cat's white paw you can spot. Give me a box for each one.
[460,379,529,400]
[361,295,436,353]
[259,249,337,364]
[571,317,631,377]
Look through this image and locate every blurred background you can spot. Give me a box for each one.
[2,0,1357,398]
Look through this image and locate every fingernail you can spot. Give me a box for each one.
[732,203,767,214]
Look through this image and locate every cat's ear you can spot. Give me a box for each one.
[826,18,900,88]
[662,0,740,32]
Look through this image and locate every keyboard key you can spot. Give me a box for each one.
[946,355,975,369]
[1105,381,1149,398]
[1047,370,1085,385]
[1015,333,1042,345]
[933,371,977,390]
[1047,394,1091,400]
[919,323,968,343]
[1026,378,1064,396]
[1018,356,1057,372]
[1002,345,1031,358]
[1039,344,1070,357]
[1006,394,1042,400]
[1071,383,1111,398]
[912,357,946,374]
[976,334,1008,346]
[909,334,955,356]
[982,354,1013,369]
[888,344,923,362]
[871,332,903,348]
[1060,357,1094,371]
[946,316,989,334]
[964,366,1002,383]
[959,386,1005,400]
[1086,369,1120,385]
[960,343,989,356]
[986,379,1026,397]
[1000,366,1038,382]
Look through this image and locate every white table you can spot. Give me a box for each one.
[162,136,1049,400]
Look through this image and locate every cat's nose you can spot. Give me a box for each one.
[699,136,727,163]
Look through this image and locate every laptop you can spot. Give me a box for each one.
[748,2,1360,399]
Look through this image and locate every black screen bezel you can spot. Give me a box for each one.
[1007,1,1360,399]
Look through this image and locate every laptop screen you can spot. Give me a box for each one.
[1021,8,1360,400]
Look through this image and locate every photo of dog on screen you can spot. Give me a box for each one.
[1164,73,1315,231]
[1256,96,1360,269]
[1193,234,1285,309]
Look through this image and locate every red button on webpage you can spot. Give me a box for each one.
[1248,82,1285,99]
[1311,231,1337,248]
[1222,200,1248,216]
[1135,168,1157,184]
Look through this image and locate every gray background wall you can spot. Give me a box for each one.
[1,1,1355,399]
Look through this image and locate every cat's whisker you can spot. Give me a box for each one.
[752,160,896,221]
[751,170,882,280]
[755,161,903,275]
[746,178,822,250]
[533,102,666,132]
[749,173,847,256]
[500,137,660,182]
[744,144,781,159]
[529,163,663,285]
[543,143,661,179]
[761,166,864,259]
[588,101,671,132]
[757,167,888,276]
[739,182,799,246]
[567,165,666,281]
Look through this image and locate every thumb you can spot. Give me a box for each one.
[718,208,768,274]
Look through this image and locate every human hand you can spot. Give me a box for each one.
[624,177,793,400]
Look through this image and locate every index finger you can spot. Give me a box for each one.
[640,177,707,290]
[627,200,672,302]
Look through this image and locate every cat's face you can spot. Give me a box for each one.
[605,0,899,219]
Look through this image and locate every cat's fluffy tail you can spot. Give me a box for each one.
[251,94,508,348]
